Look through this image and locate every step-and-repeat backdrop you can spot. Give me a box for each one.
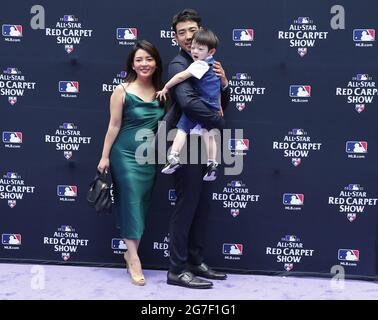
[1,0,378,280]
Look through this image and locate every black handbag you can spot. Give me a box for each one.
[86,171,112,213]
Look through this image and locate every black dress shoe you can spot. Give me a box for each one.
[189,263,227,280]
[167,271,213,289]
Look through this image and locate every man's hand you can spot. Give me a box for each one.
[213,61,228,88]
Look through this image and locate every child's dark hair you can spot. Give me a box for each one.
[192,28,219,50]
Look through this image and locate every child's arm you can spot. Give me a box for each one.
[156,69,192,101]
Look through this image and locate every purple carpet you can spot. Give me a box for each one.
[1,263,377,300]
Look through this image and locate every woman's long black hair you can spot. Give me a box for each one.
[124,40,164,92]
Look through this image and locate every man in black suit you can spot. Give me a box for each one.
[164,8,230,289]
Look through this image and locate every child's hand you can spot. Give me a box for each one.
[156,88,168,101]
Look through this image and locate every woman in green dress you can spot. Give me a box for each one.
[97,40,165,285]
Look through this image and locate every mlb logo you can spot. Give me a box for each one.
[284,263,293,271]
[231,181,242,187]
[292,128,304,135]
[284,235,297,242]
[2,24,22,37]
[236,103,245,111]
[61,225,72,231]
[63,15,75,22]
[168,189,177,201]
[289,85,311,97]
[233,29,254,41]
[8,200,16,208]
[223,243,243,255]
[236,73,248,80]
[65,45,74,54]
[353,29,375,42]
[283,193,304,205]
[63,123,74,129]
[230,209,240,217]
[3,132,22,143]
[297,48,307,57]
[59,81,79,93]
[292,158,301,166]
[62,253,70,261]
[8,97,17,105]
[356,74,368,81]
[6,67,19,74]
[2,234,21,245]
[111,238,127,250]
[345,141,367,153]
[57,185,77,197]
[348,184,360,191]
[355,104,365,113]
[117,28,137,40]
[64,151,72,159]
[297,17,310,24]
[6,172,17,179]
[338,249,359,261]
[347,213,357,222]
[228,139,249,151]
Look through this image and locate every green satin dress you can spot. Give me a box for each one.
[110,91,164,239]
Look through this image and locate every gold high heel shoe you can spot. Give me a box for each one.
[124,251,145,286]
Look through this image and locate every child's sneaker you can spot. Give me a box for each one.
[203,162,218,181]
[161,154,182,174]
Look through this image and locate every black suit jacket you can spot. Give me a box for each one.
[163,49,230,132]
